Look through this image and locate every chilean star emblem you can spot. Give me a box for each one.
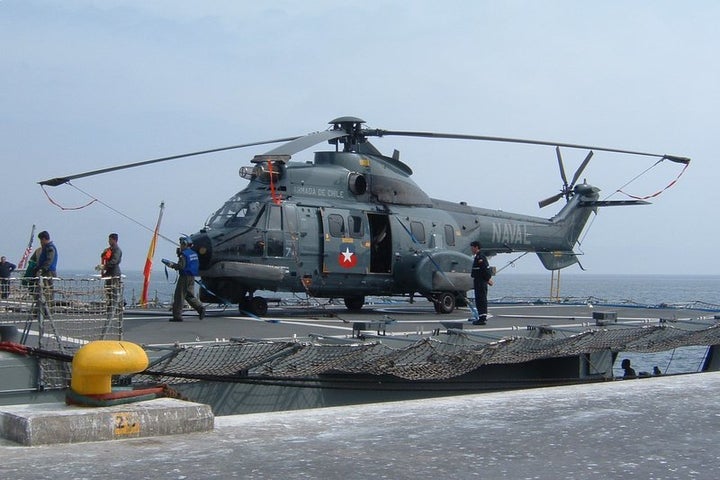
[338,246,358,268]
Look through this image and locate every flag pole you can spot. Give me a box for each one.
[141,202,165,308]
[17,224,36,270]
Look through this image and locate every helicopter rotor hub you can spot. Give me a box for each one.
[329,116,366,151]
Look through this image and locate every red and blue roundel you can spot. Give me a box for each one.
[338,246,358,268]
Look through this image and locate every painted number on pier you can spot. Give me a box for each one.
[114,412,140,435]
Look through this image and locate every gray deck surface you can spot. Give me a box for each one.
[120,300,712,346]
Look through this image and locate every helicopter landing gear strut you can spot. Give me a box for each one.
[239,294,268,316]
[432,292,456,314]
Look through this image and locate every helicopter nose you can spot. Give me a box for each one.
[190,233,213,269]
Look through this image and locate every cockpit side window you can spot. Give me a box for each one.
[267,204,282,230]
[266,205,284,257]
[206,195,263,229]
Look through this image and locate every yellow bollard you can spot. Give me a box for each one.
[71,341,149,395]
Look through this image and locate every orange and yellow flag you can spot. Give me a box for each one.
[141,202,165,307]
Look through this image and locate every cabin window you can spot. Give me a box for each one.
[410,221,425,244]
[348,215,364,238]
[328,214,345,237]
[444,225,456,246]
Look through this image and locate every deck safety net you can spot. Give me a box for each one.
[3,278,720,386]
[132,321,720,384]
[0,277,123,389]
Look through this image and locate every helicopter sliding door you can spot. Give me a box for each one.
[320,208,370,274]
[297,205,322,271]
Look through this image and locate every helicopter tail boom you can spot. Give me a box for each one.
[533,187,650,270]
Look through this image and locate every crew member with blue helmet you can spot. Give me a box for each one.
[169,237,205,322]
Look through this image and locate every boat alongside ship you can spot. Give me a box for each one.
[1,276,719,415]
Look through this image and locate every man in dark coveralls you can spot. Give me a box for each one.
[35,230,58,301]
[470,241,494,325]
[0,256,16,299]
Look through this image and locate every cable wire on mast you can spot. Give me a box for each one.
[40,182,176,245]
[579,157,689,245]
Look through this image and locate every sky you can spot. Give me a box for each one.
[1,1,718,277]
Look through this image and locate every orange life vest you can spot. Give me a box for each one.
[101,248,112,265]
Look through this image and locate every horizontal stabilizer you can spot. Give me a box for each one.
[536,251,579,270]
[579,200,650,207]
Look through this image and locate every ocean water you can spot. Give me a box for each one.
[488,273,720,307]
[116,270,720,308]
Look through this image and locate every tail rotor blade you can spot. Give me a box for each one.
[556,146,568,189]
[570,150,594,187]
[539,192,564,209]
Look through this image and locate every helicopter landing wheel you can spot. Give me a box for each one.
[249,296,268,316]
[435,292,456,314]
[238,297,249,314]
[344,295,365,311]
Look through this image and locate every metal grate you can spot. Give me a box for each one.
[0,276,123,389]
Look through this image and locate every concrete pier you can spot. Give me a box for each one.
[1,372,719,479]
[0,398,213,446]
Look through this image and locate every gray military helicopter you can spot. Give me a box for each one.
[40,116,689,315]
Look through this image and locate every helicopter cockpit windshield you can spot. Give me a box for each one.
[205,194,263,229]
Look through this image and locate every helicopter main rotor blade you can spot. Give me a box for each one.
[368,129,690,162]
[38,136,300,186]
[262,130,348,157]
